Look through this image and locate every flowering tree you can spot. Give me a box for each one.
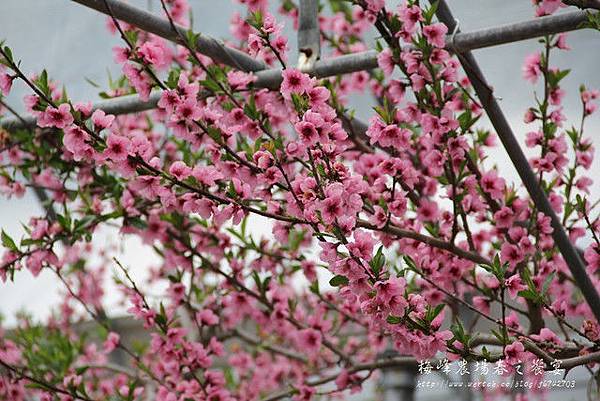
[1,0,600,400]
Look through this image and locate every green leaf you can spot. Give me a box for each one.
[1,230,17,252]
[386,315,402,324]
[37,70,50,97]
[20,238,43,246]
[185,29,200,50]
[422,1,439,24]
[288,230,304,252]
[491,328,508,345]
[451,320,466,342]
[403,255,418,271]
[426,304,445,323]
[124,30,138,46]
[155,313,167,327]
[329,275,349,287]
[541,271,556,297]
[56,214,72,231]
[166,68,182,89]
[243,96,259,120]
[75,366,89,375]
[200,78,221,93]
[4,46,13,61]
[309,281,320,295]
[517,289,538,302]
[84,77,100,88]
[548,69,570,87]
[369,245,386,276]
[520,266,535,290]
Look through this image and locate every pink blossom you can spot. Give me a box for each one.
[295,121,319,146]
[272,35,288,59]
[525,130,542,148]
[524,109,536,123]
[26,250,57,277]
[583,320,600,341]
[104,133,131,162]
[398,5,423,34]
[530,328,562,347]
[576,147,594,169]
[138,40,170,70]
[192,166,224,186]
[91,109,115,130]
[575,176,593,193]
[227,70,256,90]
[335,368,362,393]
[501,243,524,268]
[535,0,565,16]
[549,87,565,106]
[29,218,49,240]
[63,125,91,160]
[422,149,445,176]
[112,46,130,63]
[522,53,542,83]
[480,171,505,200]
[535,212,553,236]
[74,102,92,118]
[582,89,599,116]
[175,97,202,121]
[473,296,490,315]
[38,104,74,129]
[347,230,376,261]
[365,0,384,14]
[169,161,192,180]
[584,245,600,273]
[416,199,439,222]
[556,33,570,50]
[296,328,322,357]
[280,68,311,99]
[123,63,152,101]
[422,23,448,48]
[377,48,395,75]
[197,309,219,326]
[0,70,14,95]
[308,86,330,105]
[320,194,343,225]
[103,332,120,353]
[505,275,527,298]
[504,341,525,365]
[293,385,316,401]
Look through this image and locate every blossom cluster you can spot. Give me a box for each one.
[0,1,599,401]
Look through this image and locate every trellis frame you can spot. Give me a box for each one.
[0,3,594,129]
[2,0,600,372]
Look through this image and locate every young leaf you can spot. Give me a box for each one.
[1,230,17,252]
[329,275,349,287]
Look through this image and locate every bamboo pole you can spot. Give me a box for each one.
[70,0,591,72]
[297,0,320,70]
[2,1,593,129]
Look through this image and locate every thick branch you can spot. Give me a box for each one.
[563,0,600,10]
[358,220,491,266]
[297,0,320,70]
